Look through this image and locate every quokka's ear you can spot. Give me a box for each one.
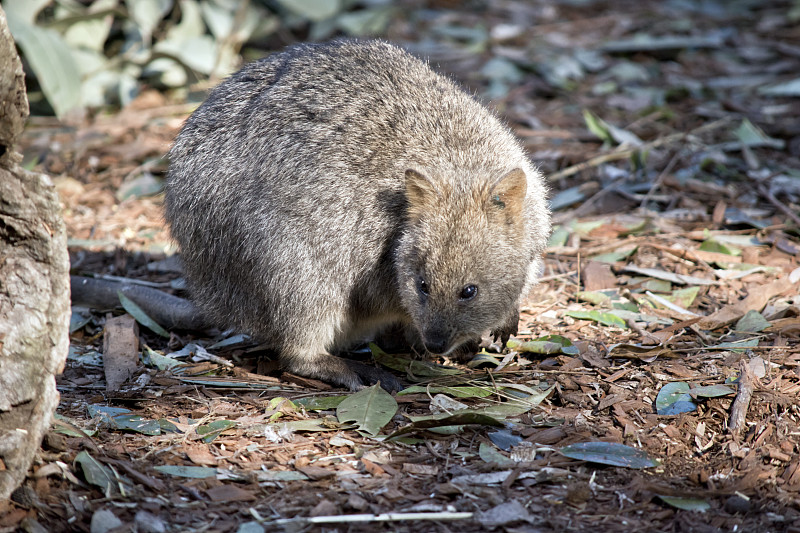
[487,168,527,222]
[405,169,440,222]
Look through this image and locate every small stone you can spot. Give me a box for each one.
[724,495,751,514]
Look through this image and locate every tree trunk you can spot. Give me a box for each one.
[0,5,70,500]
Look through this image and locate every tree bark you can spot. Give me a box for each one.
[0,5,70,500]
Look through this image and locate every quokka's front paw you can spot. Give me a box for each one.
[491,309,519,348]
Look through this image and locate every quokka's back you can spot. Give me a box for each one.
[166,39,551,390]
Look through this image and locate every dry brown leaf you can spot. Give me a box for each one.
[204,485,257,502]
[697,268,800,330]
[183,443,218,467]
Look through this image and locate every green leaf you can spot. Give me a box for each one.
[3,0,51,23]
[408,400,542,425]
[507,336,579,355]
[466,350,502,368]
[711,234,763,247]
[479,442,516,467]
[575,290,611,305]
[590,248,636,263]
[117,291,170,337]
[5,8,83,119]
[655,382,695,415]
[488,429,523,451]
[63,0,116,52]
[582,110,642,146]
[74,451,119,493]
[142,345,182,370]
[68,345,103,365]
[207,334,251,350]
[295,395,348,410]
[566,310,628,328]
[559,442,660,469]
[549,186,585,212]
[658,495,711,512]
[583,109,613,144]
[88,405,163,435]
[623,266,715,286]
[699,239,741,256]
[389,411,505,439]
[571,219,605,236]
[124,0,173,42]
[398,386,494,398]
[662,286,700,309]
[733,118,785,149]
[158,418,197,433]
[154,465,218,478]
[513,383,555,408]
[275,0,342,21]
[687,385,735,398]
[336,384,398,437]
[88,405,131,421]
[370,344,462,378]
[196,420,236,443]
[706,338,760,352]
[547,225,570,248]
[337,7,393,36]
[168,0,206,41]
[110,415,162,435]
[613,301,640,312]
[116,171,163,201]
[70,307,93,333]
[641,279,672,293]
[153,34,218,75]
[735,310,771,333]
[760,78,800,97]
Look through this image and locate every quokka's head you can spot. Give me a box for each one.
[395,167,532,355]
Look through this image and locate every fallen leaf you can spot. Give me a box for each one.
[658,495,710,512]
[559,442,660,468]
[655,382,696,415]
[205,484,257,502]
[697,268,800,330]
[336,383,398,436]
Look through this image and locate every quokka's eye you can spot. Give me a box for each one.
[418,278,429,296]
[459,284,478,300]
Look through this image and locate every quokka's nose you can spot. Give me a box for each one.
[422,333,449,355]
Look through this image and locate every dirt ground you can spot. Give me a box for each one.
[2,1,800,532]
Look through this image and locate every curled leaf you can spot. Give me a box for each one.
[560,442,659,469]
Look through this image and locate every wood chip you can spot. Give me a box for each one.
[102,314,140,392]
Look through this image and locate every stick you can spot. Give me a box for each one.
[548,118,731,182]
[757,183,800,227]
[269,512,474,526]
[729,359,756,437]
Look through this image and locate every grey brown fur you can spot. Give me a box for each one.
[166,40,551,390]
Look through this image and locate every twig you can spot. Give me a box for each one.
[95,274,172,289]
[640,149,682,208]
[548,118,732,182]
[756,183,800,227]
[268,512,474,526]
[640,243,717,274]
[623,317,662,345]
[537,270,578,282]
[729,359,757,437]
